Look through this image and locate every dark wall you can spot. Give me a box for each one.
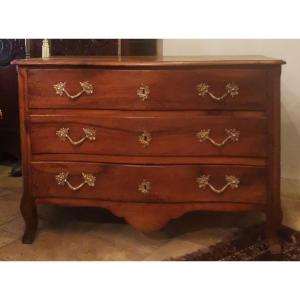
[0,39,25,158]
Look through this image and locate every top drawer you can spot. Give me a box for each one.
[27,68,268,110]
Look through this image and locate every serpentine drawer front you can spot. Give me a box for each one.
[13,56,284,250]
[30,162,267,204]
[29,112,267,157]
[27,68,268,110]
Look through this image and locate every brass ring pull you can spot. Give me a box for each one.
[197,175,240,194]
[137,84,150,101]
[55,172,96,191]
[138,130,152,147]
[138,179,151,194]
[53,81,94,100]
[196,128,240,147]
[196,82,239,101]
[56,128,96,146]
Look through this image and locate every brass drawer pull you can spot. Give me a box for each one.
[196,82,239,101]
[137,84,150,101]
[54,81,94,100]
[138,130,152,147]
[138,179,151,194]
[56,127,96,145]
[197,175,240,194]
[55,172,96,191]
[196,128,240,147]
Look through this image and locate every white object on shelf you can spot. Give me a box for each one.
[42,39,50,58]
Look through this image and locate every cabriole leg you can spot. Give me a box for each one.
[20,193,38,244]
[266,207,282,256]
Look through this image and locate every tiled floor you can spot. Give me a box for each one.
[0,162,264,261]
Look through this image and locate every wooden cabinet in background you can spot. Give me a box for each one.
[0,39,25,159]
[29,39,159,57]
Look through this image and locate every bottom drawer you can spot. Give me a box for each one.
[31,162,267,204]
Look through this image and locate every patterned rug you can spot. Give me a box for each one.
[173,224,300,261]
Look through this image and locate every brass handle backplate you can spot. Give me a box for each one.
[0,109,3,120]
[197,175,240,194]
[56,127,96,146]
[138,179,151,194]
[138,130,152,147]
[54,81,94,100]
[196,128,240,147]
[137,84,150,101]
[55,172,96,191]
[196,82,239,101]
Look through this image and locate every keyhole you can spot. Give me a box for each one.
[137,84,150,101]
[141,87,148,98]
[139,131,152,147]
[139,179,151,194]
[143,135,148,143]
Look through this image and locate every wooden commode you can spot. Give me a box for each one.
[13,56,285,252]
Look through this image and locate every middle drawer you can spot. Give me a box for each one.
[30,112,267,157]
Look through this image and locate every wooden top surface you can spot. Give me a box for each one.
[12,55,285,66]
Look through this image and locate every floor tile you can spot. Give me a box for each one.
[144,239,201,261]
[282,197,300,230]
[0,191,20,225]
[0,229,19,249]
[0,229,145,261]
[178,227,237,246]
[87,223,169,256]
[0,173,22,191]
[0,215,24,236]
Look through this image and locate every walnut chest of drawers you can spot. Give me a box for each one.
[13,56,285,250]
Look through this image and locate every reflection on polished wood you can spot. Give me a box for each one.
[14,56,284,253]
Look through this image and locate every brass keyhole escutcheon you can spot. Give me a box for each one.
[137,84,150,101]
[138,130,152,147]
[138,179,151,194]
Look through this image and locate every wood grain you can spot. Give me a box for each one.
[31,154,266,166]
[27,68,268,110]
[30,162,267,205]
[29,112,267,157]
[266,65,283,253]
[14,56,283,246]
[18,67,38,243]
[12,55,286,66]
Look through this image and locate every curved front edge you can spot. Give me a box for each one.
[36,198,265,232]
